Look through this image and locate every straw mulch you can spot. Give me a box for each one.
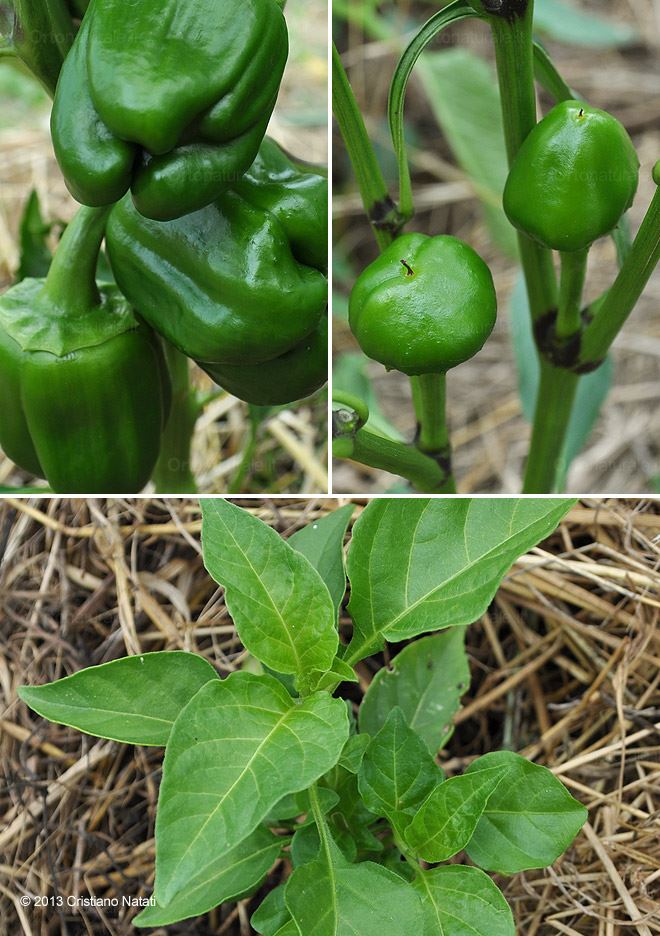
[0,497,658,934]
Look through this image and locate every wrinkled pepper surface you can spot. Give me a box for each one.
[504,100,639,253]
[51,0,288,220]
[0,207,170,493]
[349,234,497,376]
[106,138,328,400]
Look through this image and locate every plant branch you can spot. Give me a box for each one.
[332,42,401,249]
[410,373,456,493]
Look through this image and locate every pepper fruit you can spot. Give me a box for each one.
[200,317,328,405]
[51,0,288,221]
[349,234,497,376]
[106,137,328,370]
[503,100,639,253]
[0,207,170,493]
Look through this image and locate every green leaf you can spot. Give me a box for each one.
[465,751,588,873]
[309,658,359,692]
[154,672,349,906]
[18,651,218,746]
[289,504,355,619]
[274,923,301,936]
[358,709,441,835]
[338,733,370,774]
[134,826,280,926]
[345,498,575,662]
[332,352,403,442]
[534,0,636,48]
[406,767,504,862]
[252,885,291,936]
[416,49,518,258]
[359,630,469,754]
[17,190,52,282]
[415,866,515,936]
[323,767,382,855]
[285,835,425,935]
[509,274,613,489]
[201,499,338,690]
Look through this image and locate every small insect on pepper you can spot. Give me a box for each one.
[349,233,497,376]
[503,100,640,253]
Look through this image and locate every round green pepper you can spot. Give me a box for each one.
[349,234,497,376]
[0,207,170,493]
[503,100,639,253]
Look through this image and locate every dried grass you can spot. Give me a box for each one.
[0,497,658,934]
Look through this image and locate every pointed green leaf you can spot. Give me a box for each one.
[252,885,291,936]
[358,709,442,835]
[289,504,354,618]
[309,657,358,692]
[201,499,338,688]
[338,733,370,774]
[18,651,218,746]
[406,767,504,862]
[359,630,469,754]
[154,672,349,906]
[134,826,280,926]
[465,751,588,873]
[345,499,575,662]
[415,866,515,936]
[285,835,425,935]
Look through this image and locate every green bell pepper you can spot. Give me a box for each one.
[349,234,497,376]
[0,206,170,493]
[51,0,288,220]
[105,137,328,370]
[200,317,328,405]
[503,100,639,253]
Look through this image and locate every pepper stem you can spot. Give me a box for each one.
[410,372,456,493]
[522,362,579,493]
[556,247,589,340]
[43,205,112,314]
[580,176,660,365]
[151,343,199,494]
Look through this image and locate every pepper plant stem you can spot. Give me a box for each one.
[333,425,455,494]
[556,248,588,339]
[522,361,578,493]
[580,181,660,364]
[410,373,457,492]
[43,205,111,313]
[489,5,558,322]
[332,43,399,250]
[152,343,198,494]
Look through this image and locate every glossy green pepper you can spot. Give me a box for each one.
[51,0,288,220]
[201,317,328,405]
[349,234,497,376]
[0,207,170,493]
[503,100,639,253]
[106,137,327,367]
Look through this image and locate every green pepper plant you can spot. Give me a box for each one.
[333,0,660,493]
[19,497,588,932]
[0,0,328,494]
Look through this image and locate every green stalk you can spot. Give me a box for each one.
[332,42,400,250]
[489,4,558,322]
[556,248,588,340]
[151,343,198,494]
[580,180,660,364]
[43,205,110,313]
[8,0,75,97]
[522,362,578,493]
[333,424,454,493]
[410,373,456,492]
